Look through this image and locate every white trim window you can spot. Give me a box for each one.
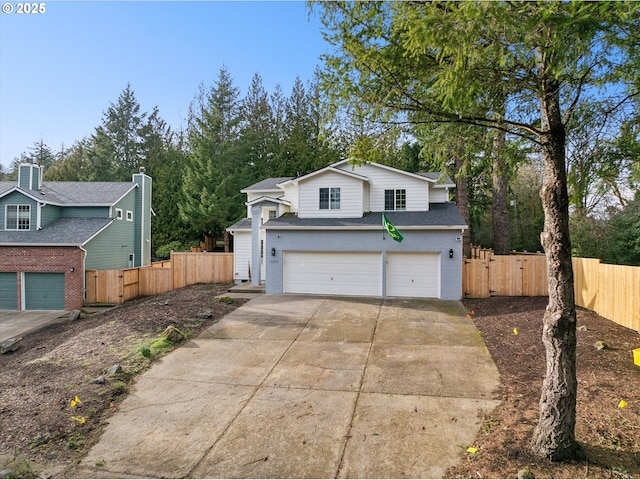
[126,210,134,222]
[115,208,123,220]
[319,187,340,210]
[5,204,30,230]
[384,189,406,211]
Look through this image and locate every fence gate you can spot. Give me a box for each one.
[464,254,548,298]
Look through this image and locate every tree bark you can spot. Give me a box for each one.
[492,127,510,255]
[531,72,579,461]
[454,155,471,258]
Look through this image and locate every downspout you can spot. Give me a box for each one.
[79,244,87,305]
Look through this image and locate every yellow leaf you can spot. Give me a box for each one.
[466,447,478,454]
[513,328,519,335]
[70,416,86,425]
[70,395,82,408]
[618,400,628,408]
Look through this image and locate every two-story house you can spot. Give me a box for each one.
[228,160,467,300]
[0,163,152,310]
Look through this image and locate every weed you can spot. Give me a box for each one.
[218,296,236,304]
[482,417,499,434]
[64,384,76,390]
[65,432,85,450]
[25,356,50,366]
[138,346,151,358]
[81,361,92,367]
[95,459,106,468]
[110,381,128,395]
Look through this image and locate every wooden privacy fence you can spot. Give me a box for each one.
[464,252,640,333]
[573,257,640,333]
[85,252,233,304]
[463,254,549,298]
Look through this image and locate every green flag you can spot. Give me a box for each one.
[382,214,404,243]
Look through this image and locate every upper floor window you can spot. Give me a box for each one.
[126,210,134,222]
[319,187,341,210]
[5,204,30,230]
[115,208,123,220]
[385,189,406,210]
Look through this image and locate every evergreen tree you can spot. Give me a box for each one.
[180,67,246,235]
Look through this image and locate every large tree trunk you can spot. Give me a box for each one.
[491,127,510,255]
[454,155,471,258]
[531,73,579,461]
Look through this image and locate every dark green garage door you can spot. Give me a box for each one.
[0,272,18,309]
[24,272,65,310]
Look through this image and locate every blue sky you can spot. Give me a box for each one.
[0,1,328,170]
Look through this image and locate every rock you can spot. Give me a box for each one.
[69,310,81,321]
[595,340,607,350]
[164,300,172,306]
[162,325,185,343]
[518,468,535,479]
[1,336,22,355]
[195,311,212,319]
[91,375,105,385]
[106,364,123,375]
[577,325,587,331]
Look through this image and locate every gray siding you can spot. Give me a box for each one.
[84,190,137,270]
[265,228,464,300]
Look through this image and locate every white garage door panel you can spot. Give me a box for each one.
[386,252,440,298]
[284,252,381,296]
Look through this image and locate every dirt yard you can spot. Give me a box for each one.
[448,296,640,479]
[0,283,247,478]
[1,290,639,478]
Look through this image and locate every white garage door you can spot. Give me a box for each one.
[386,252,440,298]
[283,251,382,296]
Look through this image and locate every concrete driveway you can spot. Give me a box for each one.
[0,310,69,344]
[77,294,500,479]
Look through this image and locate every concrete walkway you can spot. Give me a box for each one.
[76,295,500,479]
[0,310,69,344]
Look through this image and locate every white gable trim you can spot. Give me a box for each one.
[288,166,370,185]
[332,159,437,184]
[245,196,292,207]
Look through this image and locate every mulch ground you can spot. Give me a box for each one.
[447,296,640,479]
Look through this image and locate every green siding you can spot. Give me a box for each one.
[0,272,18,309]
[40,204,61,227]
[61,206,110,218]
[0,191,38,231]
[24,272,65,310]
[133,173,152,267]
[84,189,137,270]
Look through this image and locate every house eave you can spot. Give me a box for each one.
[263,224,468,231]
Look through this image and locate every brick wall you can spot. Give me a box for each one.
[0,246,84,310]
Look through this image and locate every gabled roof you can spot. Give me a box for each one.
[245,196,292,207]
[0,181,136,206]
[241,177,293,193]
[280,166,370,186]
[0,217,113,246]
[263,203,467,230]
[331,159,441,184]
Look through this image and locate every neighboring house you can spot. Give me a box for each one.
[227,160,467,300]
[0,163,152,310]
